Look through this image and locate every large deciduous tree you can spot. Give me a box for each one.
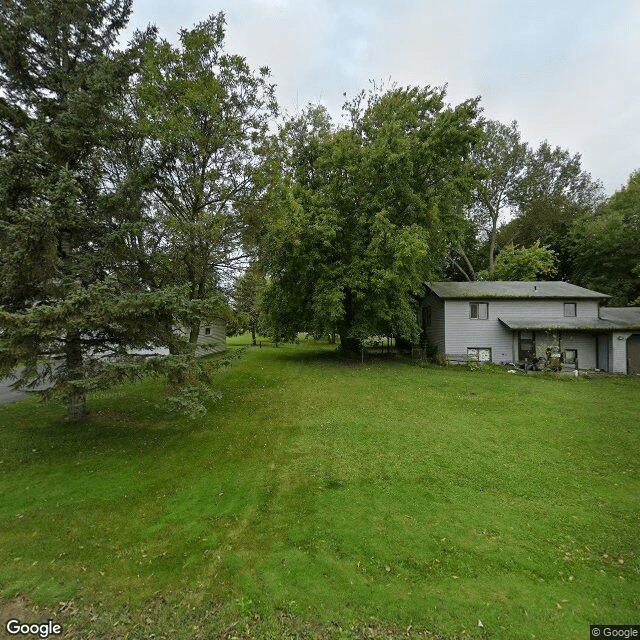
[0,0,180,420]
[132,14,278,345]
[467,120,527,278]
[569,170,640,305]
[263,87,482,351]
[500,141,605,278]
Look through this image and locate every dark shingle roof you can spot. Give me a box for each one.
[426,281,610,300]
[498,317,616,331]
[600,307,640,330]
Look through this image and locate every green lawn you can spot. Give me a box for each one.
[0,338,638,639]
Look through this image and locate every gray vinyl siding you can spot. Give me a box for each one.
[608,335,614,372]
[443,299,600,364]
[559,332,597,369]
[196,320,226,354]
[612,332,633,373]
[422,293,445,353]
[444,299,513,363]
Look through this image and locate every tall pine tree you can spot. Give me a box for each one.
[0,1,183,420]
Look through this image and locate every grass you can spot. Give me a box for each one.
[0,336,638,639]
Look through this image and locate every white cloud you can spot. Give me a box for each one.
[124,0,640,192]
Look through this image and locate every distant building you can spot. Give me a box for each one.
[420,281,640,373]
[176,318,227,356]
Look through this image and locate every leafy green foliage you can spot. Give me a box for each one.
[461,121,604,281]
[0,5,256,420]
[478,241,557,281]
[132,13,278,344]
[500,141,605,278]
[0,343,638,638]
[264,88,482,347]
[569,169,640,304]
[230,263,267,345]
[467,120,528,276]
[0,0,156,420]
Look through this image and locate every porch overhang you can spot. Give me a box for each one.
[497,317,615,331]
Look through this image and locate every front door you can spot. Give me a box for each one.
[597,334,609,371]
[628,334,640,374]
[518,331,535,362]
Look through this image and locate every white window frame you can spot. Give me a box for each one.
[564,302,577,317]
[470,302,489,320]
[467,347,492,362]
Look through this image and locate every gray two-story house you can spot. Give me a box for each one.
[420,281,640,373]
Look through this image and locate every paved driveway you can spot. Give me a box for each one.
[0,367,53,405]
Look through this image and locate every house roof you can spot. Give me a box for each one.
[599,307,640,330]
[499,307,640,332]
[498,317,616,331]
[426,281,611,300]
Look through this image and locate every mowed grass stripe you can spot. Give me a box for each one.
[0,338,638,639]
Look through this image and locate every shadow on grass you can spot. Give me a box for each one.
[260,342,414,368]
[0,391,199,472]
[0,420,192,471]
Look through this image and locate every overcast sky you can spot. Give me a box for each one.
[122,0,639,195]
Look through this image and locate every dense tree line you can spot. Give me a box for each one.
[1,2,637,419]
[0,2,275,419]
[261,88,482,350]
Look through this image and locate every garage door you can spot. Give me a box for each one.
[628,334,640,374]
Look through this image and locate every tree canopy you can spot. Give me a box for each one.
[569,170,640,305]
[499,141,605,279]
[1,2,638,419]
[478,242,557,281]
[467,120,527,278]
[0,0,155,420]
[457,121,606,282]
[131,13,277,342]
[0,6,275,419]
[263,87,482,349]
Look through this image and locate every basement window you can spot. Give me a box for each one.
[564,349,577,364]
[564,303,577,317]
[470,302,488,320]
[467,347,491,362]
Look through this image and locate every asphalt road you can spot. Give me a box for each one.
[0,351,169,405]
[0,367,53,405]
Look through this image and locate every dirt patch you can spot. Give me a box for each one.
[0,598,41,640]
[0,596,456,640]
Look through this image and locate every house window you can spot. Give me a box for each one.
[467,347,491,362]
[564,349,577,364]
[421,306,431,330]
[470,302,488,320]
[564,303,577,317]
[204,327,211,335]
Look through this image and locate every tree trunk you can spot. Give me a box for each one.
[189,321,200,347]
[488,211,498,279]
[338,290,360,354]
[456,243,476,281]
[65,331,87,421]
[339,335,362,355]
[251,323,256,346]
[452,259,472,281]
[66,384,88,421]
